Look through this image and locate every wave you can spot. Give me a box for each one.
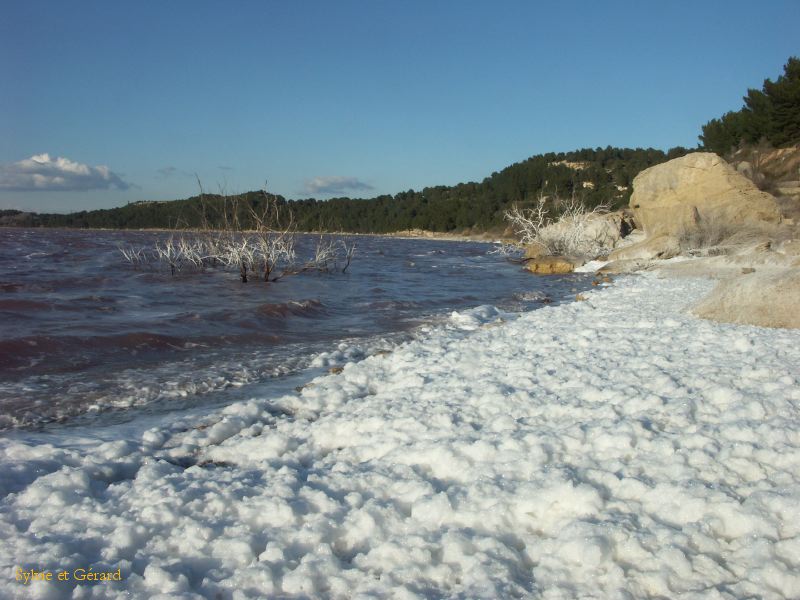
[0,332,195,372]
[255,299,327,319]
[365,299,422,311]
[0,333,409,431]
[0,299,53,311]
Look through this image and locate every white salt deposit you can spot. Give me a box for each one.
[2,274,799,599]
[573,259,609,273]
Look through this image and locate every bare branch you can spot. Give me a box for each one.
[504,193,612,259]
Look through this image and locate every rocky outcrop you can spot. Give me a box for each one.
[586,210,636,248]
[593,151,800,329]
[609,235,680,262]
[629,152,781,237]
[605,153,785,265]
[730,145,800,195]
[693,268,800,329]
[597,259,654,275]
[777,239,800,256]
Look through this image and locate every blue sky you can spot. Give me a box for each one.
[1,1,798,213]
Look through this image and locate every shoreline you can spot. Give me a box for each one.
[2,224,509,244]
[2,272,799,598]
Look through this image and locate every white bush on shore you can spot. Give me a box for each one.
[505,195,615,259]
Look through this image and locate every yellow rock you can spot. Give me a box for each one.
[524,256,579,275]
[629,152,781,238]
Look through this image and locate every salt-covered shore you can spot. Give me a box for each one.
[1,273,799,599]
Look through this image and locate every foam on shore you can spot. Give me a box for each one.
[1,274,799,599]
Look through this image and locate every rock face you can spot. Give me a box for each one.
[596,258,653,275]
[730,144,800,197]
[693,269,800,329]
[629,152,781,237]
[778,239,800,257]
[582,210,636,249]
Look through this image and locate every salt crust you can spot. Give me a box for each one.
[1,274,799,599]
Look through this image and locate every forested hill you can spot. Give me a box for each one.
[3,146,690,233]
[699,57,800,156]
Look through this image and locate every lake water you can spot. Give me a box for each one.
[0,228,592,429]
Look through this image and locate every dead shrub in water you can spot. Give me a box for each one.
[119,187,355,281]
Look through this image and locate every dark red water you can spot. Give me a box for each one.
[0,228,590,429]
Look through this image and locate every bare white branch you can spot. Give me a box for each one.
[118,186,355,282]
[504,194,612,259]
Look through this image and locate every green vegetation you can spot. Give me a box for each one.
[700,57,800,155]
[7,146,688,234]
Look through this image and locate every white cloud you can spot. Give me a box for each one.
[0,153,132,191]
[303,176,374,196]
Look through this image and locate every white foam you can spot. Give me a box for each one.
[573,259,609,273]
[1,274,799,598]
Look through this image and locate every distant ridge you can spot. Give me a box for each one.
[2,146,691,234]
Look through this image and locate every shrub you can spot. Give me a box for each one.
[676,210,774,256]
[119,191,356,281]
[504,195,613,259]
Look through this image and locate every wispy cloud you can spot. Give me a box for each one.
[303,176,374,196]
[0,154,131,192]
[156,166,193,179]
[156,166,178,178]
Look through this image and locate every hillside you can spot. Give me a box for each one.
[699,57,800,155]
[2,146,690,234]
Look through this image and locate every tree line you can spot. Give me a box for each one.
[699,57,800,155]
[5,146,689,234]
